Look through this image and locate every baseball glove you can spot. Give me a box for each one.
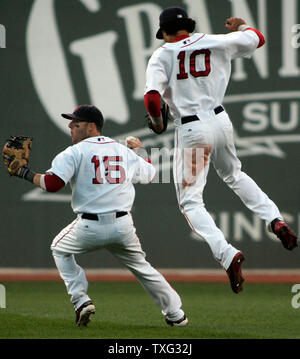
[146,102,170,134]
[2,136,32,175]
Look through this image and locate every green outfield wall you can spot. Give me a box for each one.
[0,0,299,269]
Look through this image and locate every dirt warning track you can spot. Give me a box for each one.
[0,268,300,283]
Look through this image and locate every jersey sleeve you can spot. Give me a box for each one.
[144,48,169,95]
[128,149,156,184]
[144,90,161,117]
[43,173,65,192]
[220,30,261,59]
[133,156,156,184]
[46,146,78,184]
[244,28,265,48]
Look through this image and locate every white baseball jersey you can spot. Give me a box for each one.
[145,31,259,121]
[47,136,155,214]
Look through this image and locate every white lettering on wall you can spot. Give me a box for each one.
[183,0,212,34]
[26,0,76,135]
[118,3,162,99]
[230,0,268,80]
[70,32,129,124]
[234,212,262,242]
[279,0,300,76]
[242,101,299,132]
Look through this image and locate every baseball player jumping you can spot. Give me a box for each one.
[3,105,187,327]
[144,7,298,294]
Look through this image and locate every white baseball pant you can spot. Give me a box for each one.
[173,108,282,270]
[51,212,184,321]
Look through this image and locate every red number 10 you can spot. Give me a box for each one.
[91,155,126,184]
[177,49,211,79]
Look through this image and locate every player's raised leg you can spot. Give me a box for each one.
[211,114,298,251]
[173,128,244,293]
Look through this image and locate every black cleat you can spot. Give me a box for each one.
[75,300,95,327]
[165,314,188,327]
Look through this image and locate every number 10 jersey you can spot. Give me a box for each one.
[145,31,260,123]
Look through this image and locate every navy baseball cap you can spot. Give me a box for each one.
[156,7,190,39]
[61,105,104,128]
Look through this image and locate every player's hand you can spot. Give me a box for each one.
[125,136,143,149]
[225,17,246,32]
[150,120,165,134]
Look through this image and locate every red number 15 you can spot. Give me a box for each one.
[91,155,126,184]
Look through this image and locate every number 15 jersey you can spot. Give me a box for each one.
[47,136,155,214]
[145,30,262,122]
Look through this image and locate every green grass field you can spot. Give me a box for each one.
[0,281,300,339]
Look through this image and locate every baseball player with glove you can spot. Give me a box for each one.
[144,7,298,294]
[2,105,187,327]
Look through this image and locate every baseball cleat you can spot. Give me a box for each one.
[75,300,95,327]
[226,252,245,294]
[165,314,188,327]
[271,219,298,251]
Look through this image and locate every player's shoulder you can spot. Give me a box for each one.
[150,45,166,62]
[57,144,76,156]
[81,136,115,145]
[52,144,77,164]
[80,135,131,153]
[162,33,206,49]
[76,136,117,150]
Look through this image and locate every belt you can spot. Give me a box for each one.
[181,106,224,125]
[82,212,128,220]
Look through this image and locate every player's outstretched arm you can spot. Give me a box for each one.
[2,134,65,192]
[12,167,65,193]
